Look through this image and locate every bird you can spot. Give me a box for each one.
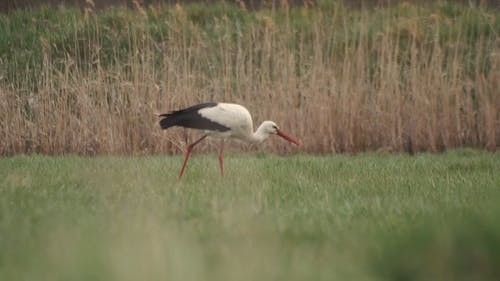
[159,102,300,178]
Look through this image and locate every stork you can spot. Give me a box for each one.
[159,102,300,178]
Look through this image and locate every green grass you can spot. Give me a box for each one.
[1,149,499,280]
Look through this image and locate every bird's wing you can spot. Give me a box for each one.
[198,103,254,134]
[159,102,230,131]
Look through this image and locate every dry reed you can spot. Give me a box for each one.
[0,3,498,155]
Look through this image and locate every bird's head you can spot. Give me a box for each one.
[261,121,300,145]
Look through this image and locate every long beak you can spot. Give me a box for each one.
[277,129,300,146]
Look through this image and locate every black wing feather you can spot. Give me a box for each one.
[159,102,230,132]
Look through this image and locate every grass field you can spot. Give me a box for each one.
[1,149,499,280]
[2,2,499,280]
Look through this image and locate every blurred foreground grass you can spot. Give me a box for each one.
[1,150,499,280]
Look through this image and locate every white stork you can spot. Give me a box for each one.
[159,102,300,178]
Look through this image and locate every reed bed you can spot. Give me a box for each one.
[0,2,499,155]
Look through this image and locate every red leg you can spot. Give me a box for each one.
[179,135,207,178]
[218,139,224,176]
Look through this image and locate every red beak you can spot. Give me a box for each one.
[277,129,300,146]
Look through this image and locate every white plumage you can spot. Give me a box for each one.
[198,103,254,140]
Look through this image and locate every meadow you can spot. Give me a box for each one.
[1,150,500,280]
[0,1,499,155]
[1,2,499,280]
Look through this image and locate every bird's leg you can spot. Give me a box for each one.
[218,139,224,176]
[179,135,207,178]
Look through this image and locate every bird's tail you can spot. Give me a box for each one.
[158,113,178,129]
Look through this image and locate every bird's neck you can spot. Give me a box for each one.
[248,123,270,144]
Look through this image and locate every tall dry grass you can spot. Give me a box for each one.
[0,2,499,155]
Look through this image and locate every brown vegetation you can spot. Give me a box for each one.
[0,3,498,155]
[2,0,499,13]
